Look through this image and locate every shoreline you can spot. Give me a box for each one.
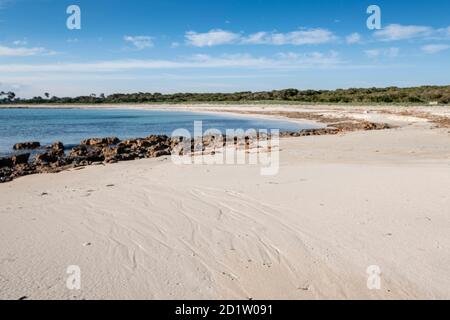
[0,103,325,134]
[2,102,449,123]
[0,104,393,183]
[0,106,322,157]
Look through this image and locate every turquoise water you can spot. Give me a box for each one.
[0,108,320,156]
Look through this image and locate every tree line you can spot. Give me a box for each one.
[1,86,450,105]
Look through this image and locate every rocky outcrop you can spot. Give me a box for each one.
[34,142,66,165]
[13,141,41,150]
[0,154,32,182]
[0,156,14,168]
[12,153,30,165]
[49,141,65,156]
[329,121,391,132]
[81,137,120,147]
[102,135,172,163]
[69,145,104,163]
[12,163,36,179]
[280,128,341,138]
[0,120,392,183]
[34,152,59,165]
[0,167,13,183]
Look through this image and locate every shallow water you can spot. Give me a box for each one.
[0,108,321,156]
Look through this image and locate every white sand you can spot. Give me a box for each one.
[1,105,450,300]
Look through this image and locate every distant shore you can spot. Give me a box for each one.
[2,102,449,125]
[1,85,448,106]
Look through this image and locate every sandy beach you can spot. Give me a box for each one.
[1,104,450,300]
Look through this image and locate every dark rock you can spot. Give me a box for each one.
[298,128,340,136]
[12,163,36,178]
[34,152,59,164]
[280,132,295,138]
[69,145,88,157]
[13,141,41,150]
[65,156,83,166]
[101,147,118,162]
[329,121,390,132]
[148,142,171,157]
[0,157,13,168]
[0,167,13,183]
[102,144,131,162]
[81,137,120,146]
[146,135,170,145]
[119,153,139,161]
[123,139,141,151]
[50,141,65,156]
[12,153,30,165]
[135,139,152,149]
[100,137,166,162]
[32,142,68,166]
[69,145,104,162]
[153,149,171,158]
[115,143,131,154]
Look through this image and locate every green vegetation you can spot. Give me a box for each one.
[1,85,450,105]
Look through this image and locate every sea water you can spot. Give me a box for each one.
[0,108,321,156]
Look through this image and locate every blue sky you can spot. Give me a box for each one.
[0,0,449,98]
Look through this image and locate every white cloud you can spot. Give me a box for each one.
[243,28,336,45]
[276,51,340,65]
[123,35,154,50]
[374,24,433,41]
[364,49,380,58]
[0,51,344,73]
[0,45,56,57]
[243,32,268,44]
[432,26,450,39]
[365,47,399,58]
[185,29,240,47]
[445,27,450,36]
[372,24,450,43]
[185,28,336,47]
[13,39,27,46]
[170,42,180,48]
[346,33,361,44]
[421,44,450,54]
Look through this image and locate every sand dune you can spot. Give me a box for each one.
[1,105,450,299]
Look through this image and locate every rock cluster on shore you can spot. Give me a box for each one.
[0,135,174,183]
[0,122,391,183]
[13,141,41,150]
